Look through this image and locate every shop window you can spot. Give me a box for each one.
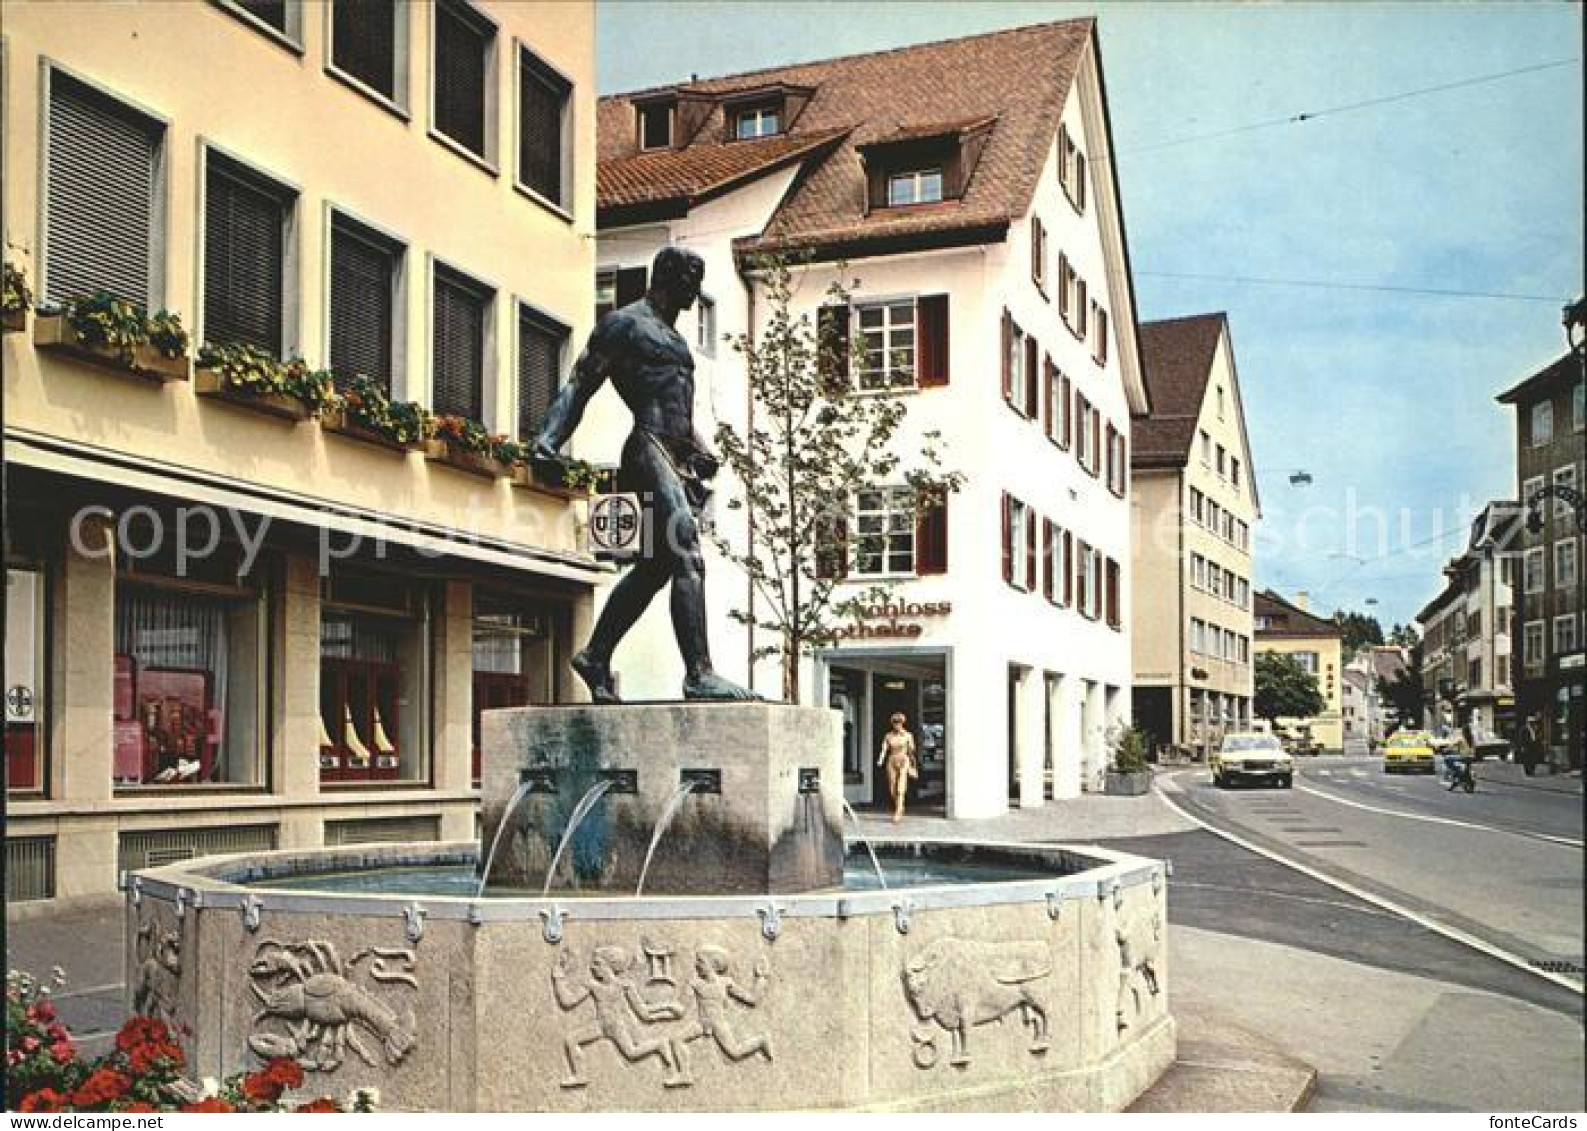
[5,568,46,794]
[471,593,557,784]
[319,573,429,784]
[113,575,265,788]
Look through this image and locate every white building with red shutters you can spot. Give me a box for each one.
[581,20,1149,818]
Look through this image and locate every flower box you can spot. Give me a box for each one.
[423,438,511,479]
[194,368,312,422]
[322,408,424,454]
[2,308,26,333]
[510,462,591,500]
[1104,769,1153,797]
[33,313,189,382]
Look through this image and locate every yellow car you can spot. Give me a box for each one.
[1382,731,1436,774]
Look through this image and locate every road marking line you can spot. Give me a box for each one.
[1294,783,1584,848]
[1154,780,1585,995]
[1169,879,1402,918]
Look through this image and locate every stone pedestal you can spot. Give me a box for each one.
[479,703,845,895]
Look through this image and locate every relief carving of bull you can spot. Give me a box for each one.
[902,938,1052,1069]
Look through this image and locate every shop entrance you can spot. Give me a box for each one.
[823,651,947,816]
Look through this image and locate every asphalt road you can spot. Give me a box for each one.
[1157,756,1584,984]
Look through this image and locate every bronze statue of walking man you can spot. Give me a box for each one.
[533,246,757,703]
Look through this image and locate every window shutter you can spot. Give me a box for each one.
[1024,509,1038,593]
[45,71,161,307]
[1062,531,1074,606]
[432,265,489,421]
[1042,357,1054,439]
[818,304,851,389]
[1001,493,1013,584]
[204,154,286,354]
[615,266,648,309]
[1000,308,1013,402]
[916,498,948,575]
[330,217,398,393]
[1105,422,1118,488]
[1059,376,1071,449]
[916,294,949,387]
[435,0,489,158]
[1023,334,1039,417]
[1106,558,1121,629]
[1042,520,1055,601]
[517,307,566,440]
[519,51,568,204]
[1057,254,1070,327]
[1092,409,1103,477]
[332,0,396,99]
[816,514,848,579]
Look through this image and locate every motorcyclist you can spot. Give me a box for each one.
[1443,726,1476,792]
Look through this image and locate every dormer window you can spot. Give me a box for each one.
[639,102,673,150]
[734,104,781,140]
[887,168,942,207]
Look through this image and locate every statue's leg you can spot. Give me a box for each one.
[575,559,669,701]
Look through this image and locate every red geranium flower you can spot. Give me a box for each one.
[240,1058,303,1104]
[71,1067,131,1108]
[115,1017,170,1053]
[50,1039,75,1064]
[182,1098,236,1113]
[119,1102,157,1113]
[19,1088,70,1113]
[294,1098,341,1113]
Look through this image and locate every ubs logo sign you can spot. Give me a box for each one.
[589,493,644,559]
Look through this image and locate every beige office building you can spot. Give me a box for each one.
[1129,314,1259,757]
[3,0,598,905]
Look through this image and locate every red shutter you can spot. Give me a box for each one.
[1106,558,1121,629]
[1091,409,1102,477]
[1117,432,1128,492]
[1106,422,1118,487]
[1001,309,1013,403]
[1023,334,1039,417]
[1001,493,1014,584]
[917,294,949,387]
[1042,357,1054,440]
[818,305,851,390]
[1057,254,1070,325]
[1060,376,1071,449]
[916,498,948,575]
[1024,509,1038,593]
[1042,520,1055,601]
[1062,531,1074,606]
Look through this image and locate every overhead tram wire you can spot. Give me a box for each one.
[1135,272,1569,305]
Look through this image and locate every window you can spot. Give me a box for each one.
[1190,488,1205,526]
[1001,495,1036,591]
[1217,386,1225,420]
[1522,475,1546,510]
[1216,445,1227,477]
[1574,380,1585,433]
[858,300,917,390]
[1092,303,1108,365]
[1190,618,1205,654]
[5,567,46,794]
[1059,123,1086,212]
[595,265,646,323]
[1076,394,1099,474]
[734,104,780,140]
[471,592,556,783]
[114,566,265,789]
[1238,636,1250,665]
[432,262,492,421]
[1045,362,1071,448]
[319,572,429,784]
[1200,431,1212,466]
[887,169,943,207]
[517,304,567,441]
[1191,554,1206,590]
[331,0,403,107]
[1554,615,1579,657]
[329,212,402,393]
[695,295,717,357]
[1231,457,1241,488]
[1044,519,1065,605]
[1057,255,1088,339]
[1524,547,1545,594]
[218,0,302,45]
[1076,542,1096,616]
[638,102,672,150]
[1554,466,1577,518]
[518,47,571,207]
[1556,539,1579,590]
[1524,621,1545,668]
[432,0,494,160]
[1031,217,1047,292]
[203,150,293,354]
[1530,400,1554,447]
[44,69,165,307]
[854,487,917,577]
[1105,558,1121,630]
[1106,424,1127,496]
[1293,651,1319,675]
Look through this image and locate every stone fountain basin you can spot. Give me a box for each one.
[125,839,1173,1112]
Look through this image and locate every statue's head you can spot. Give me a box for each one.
[650,246,705,311]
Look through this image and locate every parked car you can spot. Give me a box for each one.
[1211,733,1294,789]
[1382,731,1437,774]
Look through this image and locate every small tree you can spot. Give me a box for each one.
[1254,651,1325,726]
[712,253,963,702]
[1377,663,1426,730]
[1333,608,1384,663]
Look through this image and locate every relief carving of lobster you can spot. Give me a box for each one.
[247,939,418,1072]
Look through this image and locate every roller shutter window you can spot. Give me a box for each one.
[435,0,491,159]
[333,0,397,100]
[204,153,289,354]
[237,0,287,32]
[432,265,490,422]
[45,71,162,307]
[329,215,399,394]
[519,49,570,205]
[517,305,567,440]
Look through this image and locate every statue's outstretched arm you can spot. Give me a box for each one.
[534,319,615,456]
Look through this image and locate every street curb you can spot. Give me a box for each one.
[1127,1016,1318,1113]
[1473,770,1583,796]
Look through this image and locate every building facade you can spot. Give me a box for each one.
[3,0,599,904]
[1129,313,1259,757]
[1341,645,1409,746]
[589,20,1149,817]
[1496,355,1585,770]
[1254,590,1343,752]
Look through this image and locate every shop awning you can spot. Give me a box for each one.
[5,431,608,585]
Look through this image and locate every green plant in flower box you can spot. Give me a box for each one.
[63,291,147,363]
[430,413,494,455]
[562,457,607,493]
[196,342,335,415]
[3,261,33,315]
[145,310,190,360]
[492,437,530,467]
[340,373,430,444]
[280,357,336,415]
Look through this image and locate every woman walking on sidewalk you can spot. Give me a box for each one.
[877,713,918,824]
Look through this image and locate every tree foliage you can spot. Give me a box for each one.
[711,254,964,702]
[1254,651,1325,723]
[1376,662,1426,729]
[1332,608,1384,661]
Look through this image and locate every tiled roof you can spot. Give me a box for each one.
[1255,590,1340,640]
[1131,313,1226,468]
[597,19,1093,254]
[1494,352,1575,405]
[597,128,850,209]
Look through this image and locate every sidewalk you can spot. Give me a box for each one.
[1474,758,1584,795]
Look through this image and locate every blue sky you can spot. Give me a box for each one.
[596,1,1583,631]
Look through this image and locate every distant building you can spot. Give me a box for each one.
[1342,645,1409,743]
[1254,590,1343,752]
[1496,355,1585,769]
[1129,313,1259,757]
